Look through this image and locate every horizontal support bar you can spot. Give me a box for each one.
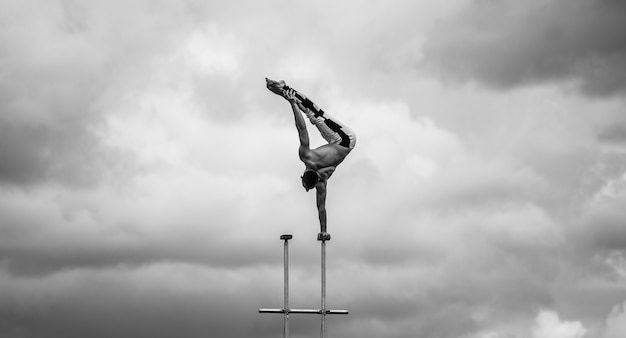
[259,309,284,313]
[259,308,349,315]
[290,309,319,314]
[325,310,349,315]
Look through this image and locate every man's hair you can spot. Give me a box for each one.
[301,169,319,190]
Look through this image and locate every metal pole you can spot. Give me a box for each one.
[317,232,330,338]
[261,232,346,338]
[280,234,292,338]
[321,239,326,338]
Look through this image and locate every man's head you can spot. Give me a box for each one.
[301,169,320,191]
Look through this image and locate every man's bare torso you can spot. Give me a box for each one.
[300,144,352,170]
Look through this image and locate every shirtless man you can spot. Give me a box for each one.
[266,78,356,240]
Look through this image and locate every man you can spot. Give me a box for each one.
[266,78,356,240]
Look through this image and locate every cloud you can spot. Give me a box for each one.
[423,0,626,97]
[532,310,587,338]
[461,309,588,338]
[0,0,202,187]
[598,124,626,153]
[1,1,626,337]
[576,172,626,254]
[604,301,626,338]
[0,263,284,338]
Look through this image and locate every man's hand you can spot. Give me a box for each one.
[284,88,297,102]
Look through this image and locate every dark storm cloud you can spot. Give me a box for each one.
[574,178,626,253]
[2,0,626,337]
[0,264,283,338]
[0,48,105,187]
[0,183,283,276]
[599,124,626,145]
[0,0,108,186]
[423,0,626,97]
[0,230,280,277]
[0,0,202,186]
[0,117,105,187]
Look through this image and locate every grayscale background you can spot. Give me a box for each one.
[1,0,625,337]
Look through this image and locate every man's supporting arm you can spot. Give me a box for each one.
[316,181,327,233]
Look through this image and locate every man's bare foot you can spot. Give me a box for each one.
[265,77,286,96]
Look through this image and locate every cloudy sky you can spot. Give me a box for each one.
[1,0,626,337]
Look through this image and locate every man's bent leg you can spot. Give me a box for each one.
[285,86,356,150]
[303,110,356,150]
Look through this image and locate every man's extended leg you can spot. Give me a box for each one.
[267,78,356,149]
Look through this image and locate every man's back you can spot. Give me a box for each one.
[301,144,351,170]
